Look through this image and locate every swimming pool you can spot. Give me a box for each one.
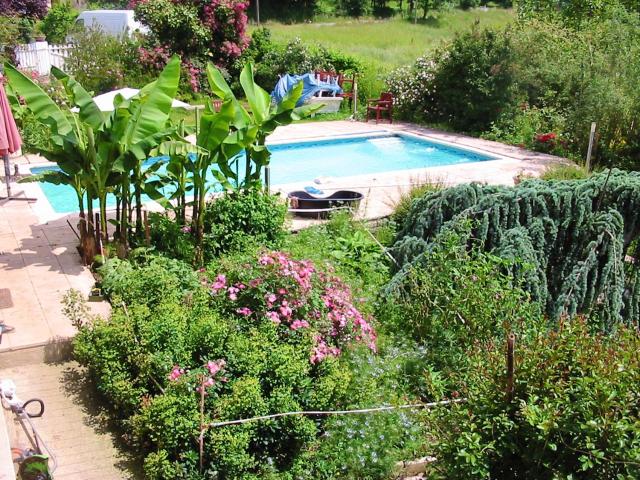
[31,133,496,213]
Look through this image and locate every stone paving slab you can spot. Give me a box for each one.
[0,199,109,354]
[0,361,140,479]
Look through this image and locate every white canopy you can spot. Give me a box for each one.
[89,88,192,112]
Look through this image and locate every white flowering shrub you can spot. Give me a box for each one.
[386,56,438,122]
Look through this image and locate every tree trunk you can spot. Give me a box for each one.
[134,166,143,237]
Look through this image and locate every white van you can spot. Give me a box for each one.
[74,10,148,38]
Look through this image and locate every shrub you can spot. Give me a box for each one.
[430,318,640,478]
[73,251,385,478]
[98,255,199,307]
[484,105,572,157]
[203,190,287,257]
[0,16,20,63]
[40,2,77,44]
[64,27,129,94]
[15,111,51,153]
[383,228,540,386]
[389,170,640,327]
[131,0,248,70]
[207,250,377,363]
[387,25,514,132]
[242,32,362,91]
[147,213,195,264]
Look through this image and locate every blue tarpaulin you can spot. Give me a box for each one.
[271,73,343,107]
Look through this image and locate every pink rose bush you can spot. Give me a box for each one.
[205,251,377,364]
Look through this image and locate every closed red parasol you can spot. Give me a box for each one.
[1,68,33,202]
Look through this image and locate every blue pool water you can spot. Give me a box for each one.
[32,133,495,213]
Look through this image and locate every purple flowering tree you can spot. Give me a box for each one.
[0,0,48,18]
[131,0,249,92]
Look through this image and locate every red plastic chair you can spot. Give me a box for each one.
[366,92,393,124]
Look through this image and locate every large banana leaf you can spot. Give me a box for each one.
[197,100,235,154]
[205,63,251,126]
[51,67,104,130]
[4,63,74,141]
[239,63,271,125]
[121,55,181,149]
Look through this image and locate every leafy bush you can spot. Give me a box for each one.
[0,16,20,63]
[132,0,248,70]
[64,27,131,94]
[390,13,640,167]
[241,29,362,91]
[203,190,287,257]
[40,2,77,44]
[15,111,51,153]
[74,251,389,478]
[388,25,514,132]
[208,250,377,362]
[147,213,195,264]
[484,105,572,157]
[383,228,540,385]
[430,318,640,478]
[98,255,199,307]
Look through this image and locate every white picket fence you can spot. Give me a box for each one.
[14,41,72,75]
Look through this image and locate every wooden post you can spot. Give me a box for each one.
[144,210,151,247]
[352,80,358,118]
[256,0,260,26]
[506,333,515,403]
[585,122,597,171]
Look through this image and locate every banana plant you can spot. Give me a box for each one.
[94,55,182,246]
[5,56,182,259]
[206,63,323,191]
[5,62,103,263]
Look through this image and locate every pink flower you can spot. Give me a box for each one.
[266,311,281,324]
[181,225,191,233]
[236,307,252,316]
[211,274,227,293]
[227,286,240,301]
[290,319,310,331]
[206,359,226,376]
[168,365,184,381]
[279,301,292,318]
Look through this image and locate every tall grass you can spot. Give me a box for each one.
[257,9,514,71]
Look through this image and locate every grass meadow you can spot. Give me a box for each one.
[257,8,514,71]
